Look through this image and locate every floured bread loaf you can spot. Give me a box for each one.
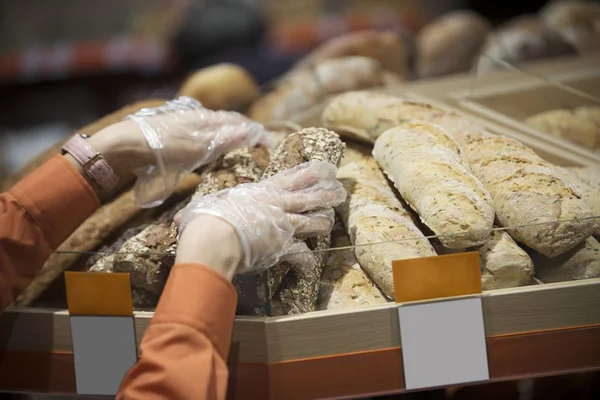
[416,10,490,78]
[294,30,413,80]
[532,237,600,283]
[177,63,259,111]
[540,1,600,54]
[525,108,600,149]
[478,228,534,290]
[248,57,384,123]
[322,91,487,145]
[477,15,576,73]
[554,165,600,236]
[318,222,387,310]
[466,135,595,257]
[336,158,436,298]
[373,121,495,249]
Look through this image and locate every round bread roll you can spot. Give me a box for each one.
[294,30,413,80]
[540,1,600,53]
[416,10,491,78]
[477,15,576,73]
[177,63,259,111]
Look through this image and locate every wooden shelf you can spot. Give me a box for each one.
[1,279,599,398]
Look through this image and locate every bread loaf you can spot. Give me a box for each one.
[294,30,413,80]
[322,91,487,145]
[248,57,384,123]
[477,16,576,73]
[1,99,166,191]
[554,165,600,236]
[478,228,534,290]
[540,1,600,53]
[336,158,436,298]
[12,172,202,306]
[264,128,346,316]
[111,147,270,295]
[340,140,373,168]
[465,135,595,257]
[373,121,495,249]
[532,237,600,283]
[177,64,259,111]
[416,10,490,78]
[318,221,387,310]
[525,108,599,149]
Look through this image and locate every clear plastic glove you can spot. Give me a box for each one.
[126,96,271,207]
[174,161,347,274]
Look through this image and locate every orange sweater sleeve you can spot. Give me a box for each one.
[117,263,238,400]
[0,155,100,310]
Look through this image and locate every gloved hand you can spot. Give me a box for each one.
[174,161,347,274]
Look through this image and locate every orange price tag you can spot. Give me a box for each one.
[392,252,482,303]
[65,272,133,316]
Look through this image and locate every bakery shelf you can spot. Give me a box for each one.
[448,66,600,166]
[1,278,599,398]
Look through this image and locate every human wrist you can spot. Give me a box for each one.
[175,215,244,280]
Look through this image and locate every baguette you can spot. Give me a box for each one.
[322,91,487,145]
[111,147,270,295]
[532,237,600,283]
[318,221,387,310]
[416,10,490,78]
[264,128,346,316]
[293,30,413,80]
[336,158,436,298]
[248,57,384,123]
[465,135,595,257]
[1,99,166,191]
[373,121,495,249]
[177,63,259,111]
[478,228,534,290]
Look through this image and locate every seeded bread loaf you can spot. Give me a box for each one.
[265,128,346,316]
[177,64,259,111]
[373,121,495,249]
[554,165,600,236]
[248,57,384,123]
[336,158,436,298]
[294,30,413,80]
[478,228,534,290]
[1,99,166,191]
[532,237,600,283]
[416,10,490,78]
[322,91,487,145]
[318,221,387,310]
[466,135,595,257]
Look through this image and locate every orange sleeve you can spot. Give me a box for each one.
[0,155,100,310]
[117,263,238,400]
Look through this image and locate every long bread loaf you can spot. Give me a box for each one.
[532,237,600,283]
[465,135,594,257]
[322,91,487,145]
[554,165,600,236]
[336,158,436,298]
[248,57,384,123]
[1,99,166,191]
[110,147,270,295]
[324,91,594,257]
[373,121,495,249]
[318,221,387,310]
[265,128,346,316]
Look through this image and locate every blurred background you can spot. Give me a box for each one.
[0,0,592,176]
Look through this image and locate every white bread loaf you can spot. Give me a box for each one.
[248,57,384,123]
[373,121,495,249]
[479,228,534,290]
[554,165,600,236]
[322,91,487,145]
[416,10,490,78]
[532,237,600,283]
[466,135,595,257]
[318,222,388,310]
[336,158,437,298]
